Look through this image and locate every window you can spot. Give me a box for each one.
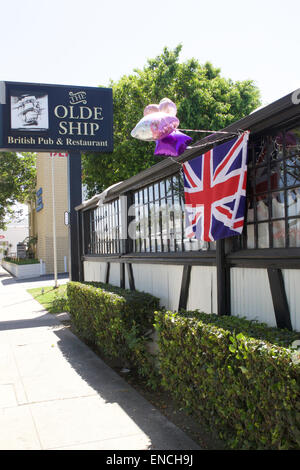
[83,199,120,254]
[132,173,216,253]
[244,124,300,249]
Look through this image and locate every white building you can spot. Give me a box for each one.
[0,204,29,259]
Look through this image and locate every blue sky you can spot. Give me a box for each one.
[1,0,299,106]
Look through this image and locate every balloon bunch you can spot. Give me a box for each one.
[131,98,192,157]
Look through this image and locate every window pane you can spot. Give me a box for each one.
[255,165,268,194]
[271,191,285,219]
[246,200,254,223]
[148,185,154,202]
[134,191,139,206]
[257,196,269,221]
[150,202,156,251]
[174,202,183,251]
[166,178,172,197]
[190,239,200,251]
[255,162,284,194]
[287,189,300,217]
[258,222,269,248]
[156,205,162,252]
[271,160,284,190]
[288,218,300,247]
[143,187,148,203]
[273,220,285,248]
[154,183,159,201]
[160,180,165,199]
[271,134,284,160]
[246,224,255,249]
[285,157,300,187]
[254,141,268,165]
[285,126,300,154]
[169,209,175,251]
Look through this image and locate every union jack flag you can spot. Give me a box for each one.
[183,131,250,242]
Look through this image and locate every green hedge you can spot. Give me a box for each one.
[67,281,160,386]
[154,310,300,449]
[4,257,39,265]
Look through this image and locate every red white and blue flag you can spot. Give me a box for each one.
[183,131,250,242]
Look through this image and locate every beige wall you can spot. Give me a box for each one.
[30,152,69,274]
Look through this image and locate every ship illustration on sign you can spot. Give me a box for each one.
[17,95,41,125]
[10,92,49,131]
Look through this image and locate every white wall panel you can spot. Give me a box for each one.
[132,264,183,310]
[167,265,184,311]
[83,261,107,282]
[282,269,300,332]
[109,262,120,287]
[231,267,276,327]
[187,266,217,314]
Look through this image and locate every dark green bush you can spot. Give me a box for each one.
[4,257,39,265]
[67,281,160,386]
[154,310,300,450]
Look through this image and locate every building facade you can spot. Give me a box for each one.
[75,90,300,332]
[29,152,69,274]
[0,210,29,260]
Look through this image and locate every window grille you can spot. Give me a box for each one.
[83,199,120,254]
[132,174,216,253]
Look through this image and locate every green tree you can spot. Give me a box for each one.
[0,152,36,229]
[82,45,260,196]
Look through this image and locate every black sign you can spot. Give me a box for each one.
[0,81,113,153]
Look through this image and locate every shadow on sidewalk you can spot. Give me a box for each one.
[52,326,198,450]
[1,273,69,286]
[0,278,199,450]
[0,313,59,331]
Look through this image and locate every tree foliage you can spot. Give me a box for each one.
[82,45,261,197]
[0,152,36,229]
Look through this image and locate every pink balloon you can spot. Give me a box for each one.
[131,97,179,141]
[131,112,179,141]
[144,104,160,116]
[159,98,177,116]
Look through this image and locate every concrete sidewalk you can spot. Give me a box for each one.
[0,265,200,450]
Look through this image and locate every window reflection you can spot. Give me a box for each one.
[271,191,285,219]
[287,189,300,217]
[132,179,213,253]
[258,223,269,248]
[288,218,300,247]
[273,220,285,248]
[245,125,300,249]
[256,194,269,221]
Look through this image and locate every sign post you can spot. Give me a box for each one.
[67,150,82,281]
[51,154,58,287]
[0,81,113,281]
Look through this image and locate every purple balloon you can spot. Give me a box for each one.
[154,130,192,157]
